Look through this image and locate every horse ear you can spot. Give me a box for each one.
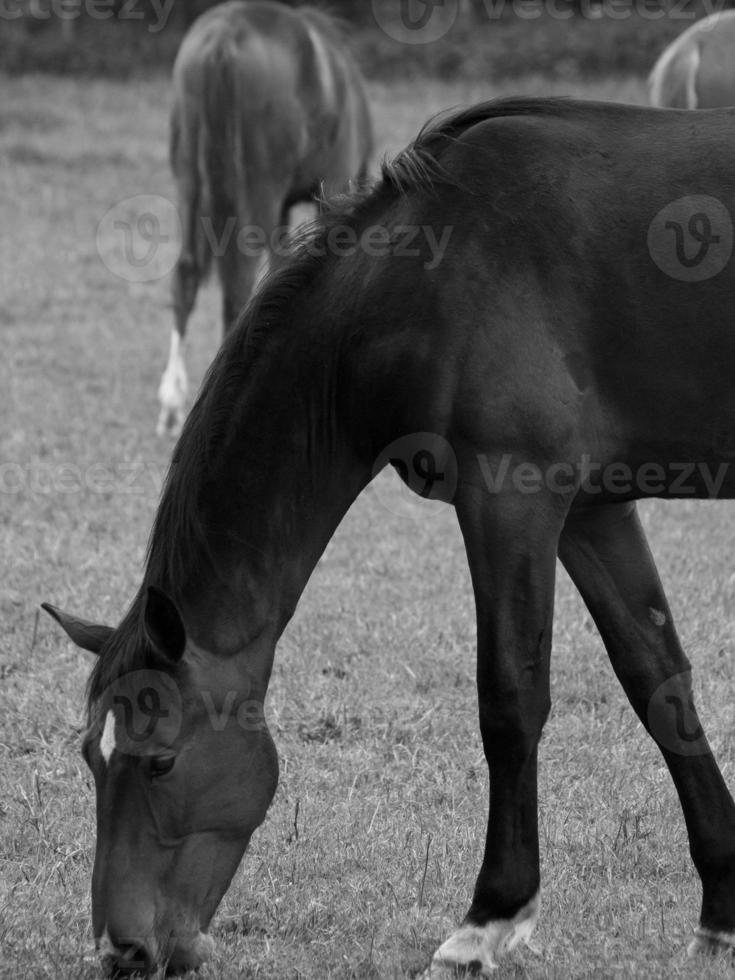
[41,603,113,655]
[143,586,186,665]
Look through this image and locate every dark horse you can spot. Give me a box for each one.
[46,98,735,975]
[156,0,373,437]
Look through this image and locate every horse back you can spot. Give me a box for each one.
[336,102,735,490]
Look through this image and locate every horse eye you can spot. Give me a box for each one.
[148,755,175,778]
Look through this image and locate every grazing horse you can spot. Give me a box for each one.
[157,0,373,437]
[46,98,735,976]
[649,10,735,108]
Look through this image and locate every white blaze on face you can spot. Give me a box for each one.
[100,709,117,766]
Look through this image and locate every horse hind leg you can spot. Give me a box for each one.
[157,103,211,438]
[156,178,213,436]
[559,501,735,953]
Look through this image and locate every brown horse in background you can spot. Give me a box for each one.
[649,10,735,109]
[157,0,373,436]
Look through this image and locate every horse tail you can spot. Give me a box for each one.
[203,47,250,246]
[199,42,254,324]
[169,73,213,289]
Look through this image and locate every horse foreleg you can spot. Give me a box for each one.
[424,488,564,977]
[559,501,735,954]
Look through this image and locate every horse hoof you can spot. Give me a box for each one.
[688,928,735,957]
[422,893,540,978]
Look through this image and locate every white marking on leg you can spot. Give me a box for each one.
[422,892,540,977]
[100,709,117,766]
[156,329,188,437]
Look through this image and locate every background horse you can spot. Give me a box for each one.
[156,0,373,437]
[649,10,735,108]
[45,98,735,977]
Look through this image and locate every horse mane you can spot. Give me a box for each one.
[86,95,579,708]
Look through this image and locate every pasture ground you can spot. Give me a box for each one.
[3,71,735,980]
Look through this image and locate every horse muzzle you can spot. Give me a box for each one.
[99,929,215,976]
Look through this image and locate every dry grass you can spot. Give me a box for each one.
[3,70,735,980]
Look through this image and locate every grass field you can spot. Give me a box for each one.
[4,68,735,980]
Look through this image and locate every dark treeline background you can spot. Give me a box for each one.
[2,0,731,77]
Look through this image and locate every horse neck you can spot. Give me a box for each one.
[147,315,372,674]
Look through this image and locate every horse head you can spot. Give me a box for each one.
[43,589,278,975]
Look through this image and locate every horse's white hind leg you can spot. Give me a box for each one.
[156,329,188,438]
[420,893,540,978]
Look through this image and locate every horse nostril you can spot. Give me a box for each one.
[106,941,154,977]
